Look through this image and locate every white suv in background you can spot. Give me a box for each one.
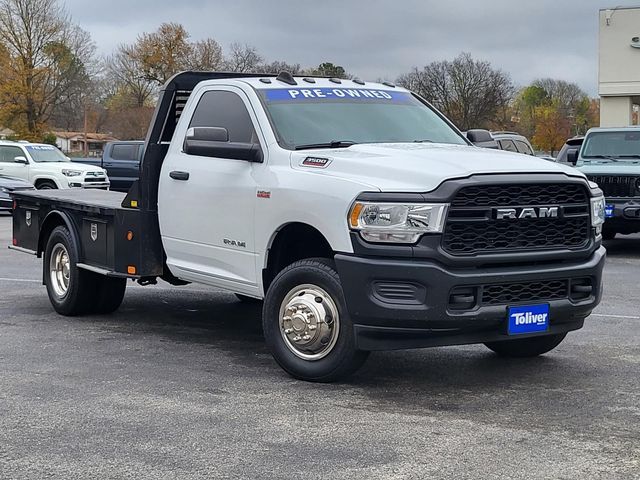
[0,141,109,190]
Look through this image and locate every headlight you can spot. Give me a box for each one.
[62,169,82,177]
[0,187,9,194]
[348,202,449,243]
[590,196,605,227]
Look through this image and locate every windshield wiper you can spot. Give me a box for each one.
[294,140,358,150]
[582,155,620,162]
[616,154,640,159]
[413,139,433,143]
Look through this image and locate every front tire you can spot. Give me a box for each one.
[262,258,369,382]
[484,333,567,357]
[37,180,58,190]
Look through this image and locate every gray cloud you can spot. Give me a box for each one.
[66,0,639,95]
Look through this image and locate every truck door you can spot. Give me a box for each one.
[0,145,30,181]
[158,87,260,293]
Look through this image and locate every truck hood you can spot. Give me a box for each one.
[39,162,106,175]
[576,161,640,175]
[291,143,584,192]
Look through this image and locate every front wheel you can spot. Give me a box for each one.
[484,333,567,357]
[262,258,369,382]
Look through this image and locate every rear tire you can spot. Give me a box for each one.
[37,180,57,190]
[44,226,96,316]
[484,333,567,358]
[262,258,369,382]
[93,276,127,314]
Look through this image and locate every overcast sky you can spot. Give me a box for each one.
[65,0,640,95]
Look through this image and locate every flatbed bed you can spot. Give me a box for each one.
[12,188,127,212]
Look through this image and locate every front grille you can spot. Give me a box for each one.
[443,183,591,255]
[587,175,640,198]
[481,279,568,305]
[448,277,594,310]
[84,177,107,183]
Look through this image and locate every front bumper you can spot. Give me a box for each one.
[335,246,606,351]
[68,180,110,189]
[603,198,640,233]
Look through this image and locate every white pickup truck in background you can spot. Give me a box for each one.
[0,141,109,190]
[9,72,606,382]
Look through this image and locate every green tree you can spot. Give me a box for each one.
[309,62,349,79]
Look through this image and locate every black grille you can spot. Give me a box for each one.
[481,280,568,305]
[587,175,640,198]
[443,183,591,255]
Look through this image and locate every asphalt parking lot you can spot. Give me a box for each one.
[0,212,639,479]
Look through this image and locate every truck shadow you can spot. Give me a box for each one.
[603,235,640,258]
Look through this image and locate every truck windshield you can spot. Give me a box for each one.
[582,131,640,162]
[25,145,70,163]
[258,87,468,150]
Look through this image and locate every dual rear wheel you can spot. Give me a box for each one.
[44,226,126,316]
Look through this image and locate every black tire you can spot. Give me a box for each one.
[235,293,263,304]
[484,333,567,358]
[602,229,616,240]
[262,258,369,382]
[92,276,127,314]
[37,180,57,190]
[44,226,97,316]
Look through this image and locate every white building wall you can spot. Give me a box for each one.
[599,7,640,126]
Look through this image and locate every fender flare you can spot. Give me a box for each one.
[38,209,82,259]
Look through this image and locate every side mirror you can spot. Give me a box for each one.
[13,156,28,164]
[183,127,263,163]
[466,129,499,149]
[566,149,578,165]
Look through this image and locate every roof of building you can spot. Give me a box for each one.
[53,131,118,141]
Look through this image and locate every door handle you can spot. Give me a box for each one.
[169,171,189,181]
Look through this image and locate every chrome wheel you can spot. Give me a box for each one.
[49,243,70,298]
[279,284,340,361]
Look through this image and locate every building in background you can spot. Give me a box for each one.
[599,6,640,127]
[54,131,118,157]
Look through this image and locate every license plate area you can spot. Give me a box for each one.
[508,304,549,335]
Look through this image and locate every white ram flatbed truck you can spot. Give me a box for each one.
[9,71,607,382]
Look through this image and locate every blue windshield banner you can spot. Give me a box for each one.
[263,88,412,102]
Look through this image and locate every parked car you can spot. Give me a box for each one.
[0,141,109,190]
[571,127,640,239]
[0,174,35,212]
[466,130,537,156]
[556,136,584,164]
[10,71,605,382]
[491,131,536,156]
[71,141,143,192]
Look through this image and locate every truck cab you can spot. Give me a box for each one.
[572,127,640,239]
[9,72,606,382]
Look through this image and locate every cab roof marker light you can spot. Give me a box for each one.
[302,77,316,84]
[353,78,365,85]
[275,71,297,86]
[382,81,396,88]
[329,78,342,84]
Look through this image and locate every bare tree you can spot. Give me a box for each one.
[186,38,223,71]
[0,0,96,136]
[260,60,302,75]
[224,42,263,73]
[105,45,156,107]
[397,53,514,130]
